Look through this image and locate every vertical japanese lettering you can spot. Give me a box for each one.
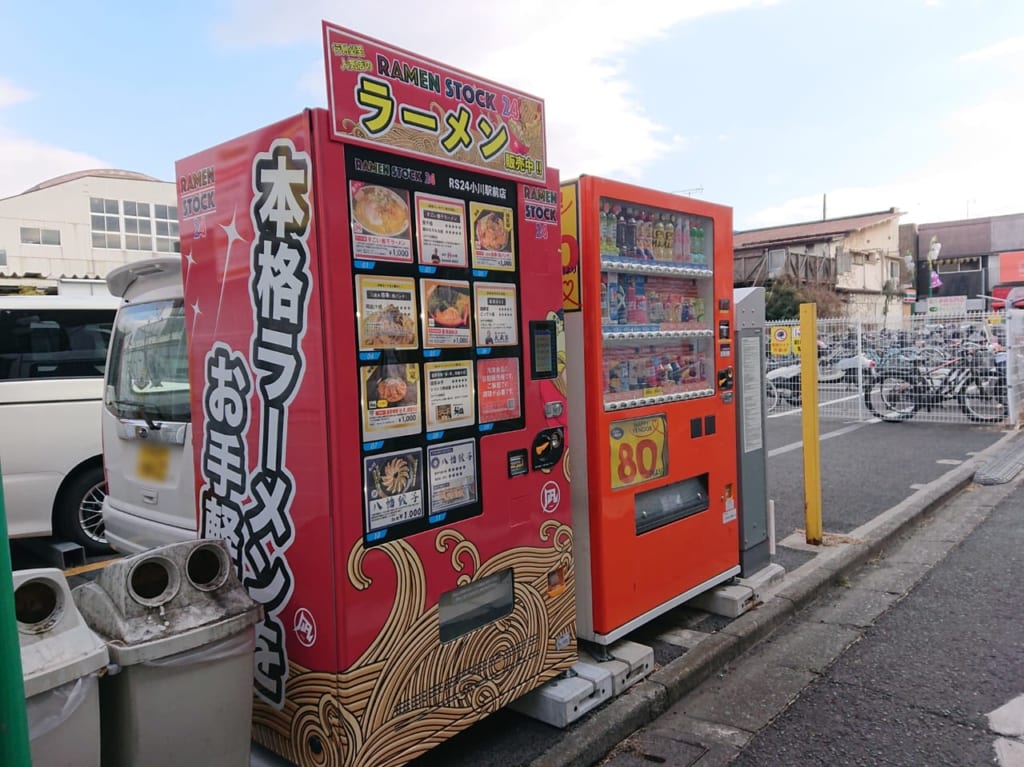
[245,138,313,708]
[199,343,252,563]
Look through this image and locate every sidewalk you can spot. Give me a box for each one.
[528,428,1024,767]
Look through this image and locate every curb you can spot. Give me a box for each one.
[529,428,1022,767]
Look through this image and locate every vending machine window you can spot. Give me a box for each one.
[598,197,717,411]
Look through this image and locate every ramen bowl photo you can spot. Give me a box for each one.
[353,184,410,237]
[474,211,509,251]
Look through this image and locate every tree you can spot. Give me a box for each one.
[765,278,846,320]
[765,278,801,320]
[798,282,846,318]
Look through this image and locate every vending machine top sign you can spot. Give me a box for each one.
[323,23,547,182]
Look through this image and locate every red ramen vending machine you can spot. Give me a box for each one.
[559,176,740,645]
[176,22,575,767]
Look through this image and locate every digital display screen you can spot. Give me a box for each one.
[529,320,558,379]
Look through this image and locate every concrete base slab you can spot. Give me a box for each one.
[689,584,758,619]
[582,640,655,696]
[509,661,613,728]
[737,563,786,593]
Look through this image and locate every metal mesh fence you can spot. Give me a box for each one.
[765,311,1013,426]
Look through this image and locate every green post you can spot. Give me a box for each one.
[0,463,32,766]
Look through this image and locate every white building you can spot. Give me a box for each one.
[0,169,179,294]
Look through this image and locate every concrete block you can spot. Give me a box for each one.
[605,640,655,695]
[688,584,757,619]
[509,661,612,728]
[736,562,786,594]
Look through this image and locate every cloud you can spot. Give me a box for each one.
[0,77,109,199]
[0,77,32,108]
[211,0,779,182]
[959,35,1024,62]
[0,132,110,199]
[742,88,1024,229]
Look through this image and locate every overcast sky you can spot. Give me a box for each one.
[1,0,1021,229]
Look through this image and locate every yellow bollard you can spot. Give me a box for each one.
[800,303,823,545]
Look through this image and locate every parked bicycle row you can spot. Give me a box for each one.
[764,312,1015,425]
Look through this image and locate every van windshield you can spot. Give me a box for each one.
[106,299,190,422]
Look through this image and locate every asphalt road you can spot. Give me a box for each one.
[734,474,1024,766]
[408,413,1008,767]
[766,408,1005,544]
[603,450,1024,766]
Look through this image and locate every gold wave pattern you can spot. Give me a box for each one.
[252,521,576,767]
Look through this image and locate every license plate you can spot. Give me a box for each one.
[136,442,170,483]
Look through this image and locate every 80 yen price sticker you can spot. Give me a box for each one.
[609,414,668,490]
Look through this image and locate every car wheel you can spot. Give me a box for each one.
[55,465,111,554]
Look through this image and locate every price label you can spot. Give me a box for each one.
[609,414,668,490]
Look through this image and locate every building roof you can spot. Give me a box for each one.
[0,271,105,281]
[734,208,902,249]
[23,168,166,194]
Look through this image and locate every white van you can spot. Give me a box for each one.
[102,257,196,554]
[0,295,120,552]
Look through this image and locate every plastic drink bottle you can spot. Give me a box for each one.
[640,211,655,260]
[674,216,686,262]
[634,275,647,322]
[600,203,612,255]
[653,214,666,261]
[625,208,638,259]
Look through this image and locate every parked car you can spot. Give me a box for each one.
[0,294,121,552]
[101,257,197,555]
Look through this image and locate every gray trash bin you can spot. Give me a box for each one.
[15,567,109,767]
[73,539,263,767]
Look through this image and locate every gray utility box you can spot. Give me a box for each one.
[15,567,109,767]
[733,287,770,576]
[73,539,263,767]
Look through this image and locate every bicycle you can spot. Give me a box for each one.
[863,342,1006,423]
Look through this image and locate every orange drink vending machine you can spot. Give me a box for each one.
[560,176,740,644]
[176,23,576,767]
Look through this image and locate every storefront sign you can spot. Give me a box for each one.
[1000,250,1024,283]
[324,23,546,181]
[926,295,967,314]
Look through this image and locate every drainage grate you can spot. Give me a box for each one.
[974,451,1024,485]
